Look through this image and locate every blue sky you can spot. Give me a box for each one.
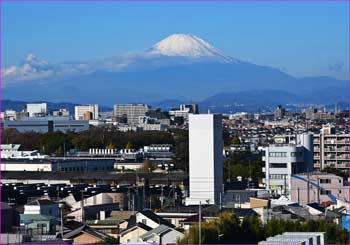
[2,1,349,80]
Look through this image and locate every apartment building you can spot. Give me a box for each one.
[113,104,151,125]
[261,133,314,197]
[74,104,99,120]
[313,125,350,171]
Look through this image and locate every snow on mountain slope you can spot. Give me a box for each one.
[148,34,235,62]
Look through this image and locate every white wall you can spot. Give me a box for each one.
[186,114,223,205]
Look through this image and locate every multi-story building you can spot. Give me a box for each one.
[290,173,350,205]
[261,133,314,197]
[313,125,350,171]
[3,117,89,133]
[186,114,223,205]
[52,108,70,117]
[169,104,199,123]
[305,106,335,120]
[74,104,99,120]
[274,105,285,120]
[113,104,151,125]
[26,103,47,117]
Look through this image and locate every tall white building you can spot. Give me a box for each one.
[186,114,223,205]
[74,104,99,120]
[262,133,314,197]
[26,103,47,117]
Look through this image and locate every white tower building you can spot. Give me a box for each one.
[186,114,223,205]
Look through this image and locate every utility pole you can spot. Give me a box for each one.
[198,201,201,245]
[161,185,164,210]
[60,205,64,238]
[81,190,85,223]
[307,170,310,204]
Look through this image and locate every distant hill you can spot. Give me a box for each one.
[3,34,348,105]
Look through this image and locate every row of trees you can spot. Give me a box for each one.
[179,211,349,244]
[224,151,264,182]
[2,127,174,155]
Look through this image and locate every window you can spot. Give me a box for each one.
[270,163,287,168]
[291,152,303,157]
[142,219,147,225]
[320,179,331,184]
[320,189,331,195]
[269,152,287,157]
[269,174,288,179]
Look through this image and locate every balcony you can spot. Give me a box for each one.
[324,148,336,152]
[337,147,350,152]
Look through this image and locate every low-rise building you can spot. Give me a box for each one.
[4,117,89,133]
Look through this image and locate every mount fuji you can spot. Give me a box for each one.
[3,34,348,105]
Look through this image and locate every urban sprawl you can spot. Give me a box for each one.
[1,102,349,244]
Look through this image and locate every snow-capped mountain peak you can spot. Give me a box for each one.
[148,34,234,62]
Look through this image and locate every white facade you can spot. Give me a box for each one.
[74,104,99,120]
[186,114,223,205]
[262,133,313,197]
[26,103,47,117]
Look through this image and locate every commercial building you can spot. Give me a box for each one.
[290,173,350,205]
[74,104,99,120]
[305,106,335,120]
[114,104,151,125]
[3,117,89,133]
[313,124,350,170]
[262,133,314,197]
[186,114,223,205]
[26,103,47,117]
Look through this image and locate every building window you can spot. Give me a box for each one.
[320,189,331,195]
[269,152,287,157]
[142,219,147,225]
[270,163,287,168]
[291,152,303,157]
[269,174,287,179]
[320,179,331,184]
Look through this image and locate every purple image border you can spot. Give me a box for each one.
[0,0,349,244]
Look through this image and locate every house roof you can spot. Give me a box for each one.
[120,222,152,236]
[63,224,109,241]
[307,203,325,213]
[140,224,178,240]
[139,210,175,228]
[110,210,134,221]
[181,214,204,224]
[87,219,125,226]
[27,199,56,206]
[20,214,57,221]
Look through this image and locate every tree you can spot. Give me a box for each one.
[232,134,241,145]
[125,141,133,150]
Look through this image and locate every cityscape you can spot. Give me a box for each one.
[1,1,349,245]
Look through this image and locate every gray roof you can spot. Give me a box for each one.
[140,224,179,240]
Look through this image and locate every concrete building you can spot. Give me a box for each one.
[274,105,285,120]
[290,173,350,205]
[186,114,223,205]
[313,124,350,170]
[24,199,59,217]
[114,104,151,125]
[305,106,335,120]
[262,133,314,197]
[52,108,70,117]
[169,104,199,123]
[26,103,47,117]
[259,232,327,245]
[74,104,99,120]
[3,117,89,133]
